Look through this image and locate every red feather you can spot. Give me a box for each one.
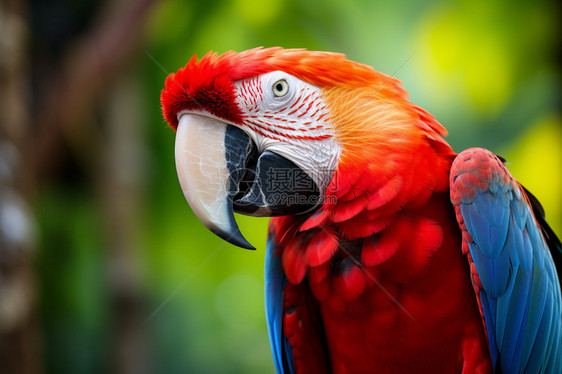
[305,227,339,267]
[282,240,308,285]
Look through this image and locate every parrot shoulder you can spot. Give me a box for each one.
[450,147,562,372]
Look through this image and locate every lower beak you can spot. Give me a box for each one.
[175,113,320,249]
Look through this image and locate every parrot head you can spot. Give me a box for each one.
[161,47,452,249]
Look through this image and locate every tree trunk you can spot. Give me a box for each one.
[0,0,42,373]
[100,73,150,374]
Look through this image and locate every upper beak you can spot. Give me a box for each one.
[175,113,320,249]
[175,113,256,249]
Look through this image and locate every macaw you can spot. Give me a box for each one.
[160,47,562,373]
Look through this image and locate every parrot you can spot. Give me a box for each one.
[160,47,562,373]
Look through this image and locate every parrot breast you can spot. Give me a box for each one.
[269,121,493,371]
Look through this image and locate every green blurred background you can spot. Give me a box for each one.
[0,0,560,373]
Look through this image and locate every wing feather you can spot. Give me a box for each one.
[450,148,562,372]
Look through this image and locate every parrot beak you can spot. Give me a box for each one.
[175,113,256,249]
[174,113,320,249]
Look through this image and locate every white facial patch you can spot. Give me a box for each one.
[234,71,341,192]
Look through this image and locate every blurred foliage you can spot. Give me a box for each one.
[32,0,560,373]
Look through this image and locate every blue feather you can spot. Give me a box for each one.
[525,293,552,373]
[500,267,530,371]
[468,238,512,298]
[480,291,499,368]
[463,192,510,257]
[494,263,517,353]
[520,262,547,370]
[265,236,294,374]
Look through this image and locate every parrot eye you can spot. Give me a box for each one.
[272,79,289,97]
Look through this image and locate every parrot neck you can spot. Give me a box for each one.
[271,125,457,286]
[315,83,456,223]
[272,84,458,284]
